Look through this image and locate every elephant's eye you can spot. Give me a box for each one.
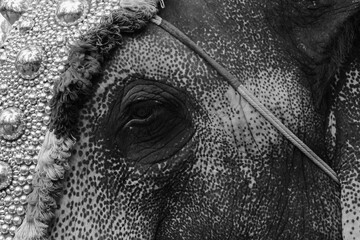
[130,100,161,120]
[105,81,195,165]
[124,100,164,128]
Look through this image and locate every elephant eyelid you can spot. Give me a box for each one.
[122,95,163,109]
[123,99,164,124]
[133,98,161,104]
[124,99,163,111]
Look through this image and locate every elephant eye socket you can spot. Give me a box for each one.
[105,81,195,165]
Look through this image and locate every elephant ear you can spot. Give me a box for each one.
[271,1,360,239]
[270,0,360,105]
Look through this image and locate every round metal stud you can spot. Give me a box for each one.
[18,165,27,175]
[0,84,8,95]
[18,17,34,32]
[15,206,25,215]
[55,0,89,26]
[3,216,11,225]
[22,184,31,194]
[0,52,7,62]
[27,90,37,105]
[0,224,8,234]
[0,0,29,24]
[3,196,11,206]
[15,45,44,80]
[19,195,26,205]
[0,108,24,141]
[0,162,11,190]
[12,216,21,226]
[8,225,16,236]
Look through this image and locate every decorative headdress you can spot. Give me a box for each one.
[0,0,163,239]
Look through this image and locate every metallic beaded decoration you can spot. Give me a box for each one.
[0,0,121,239]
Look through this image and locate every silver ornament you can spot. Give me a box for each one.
[55,0,89,26]
[0,0,29,24]
[15,45,44,80]
[0,108,24,141]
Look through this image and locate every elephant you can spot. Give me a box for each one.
[327,40,360,238]
[0,0,358,239]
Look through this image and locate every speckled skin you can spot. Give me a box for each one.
[48,0,344,239]
[327,41,360,240]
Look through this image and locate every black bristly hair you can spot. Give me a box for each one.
[50,7,156,139]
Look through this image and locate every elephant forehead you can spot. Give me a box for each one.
[101,28,227,99]
[87,24,316,163]
[95,25,282,113]
[97,27,309,127]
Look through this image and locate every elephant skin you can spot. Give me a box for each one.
[1,0,360,239]
[327,39,360,240]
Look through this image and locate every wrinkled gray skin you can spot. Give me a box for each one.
[327,40,360,239]
[9,0,360,239]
